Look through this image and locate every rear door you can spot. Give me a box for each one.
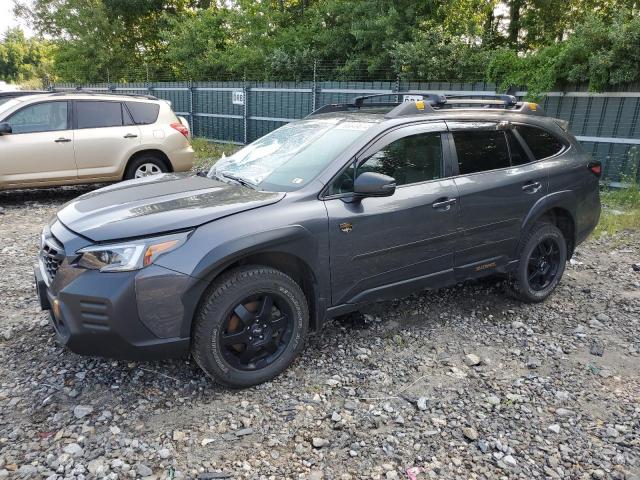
[324,121,459,306]
[72,100,141,180]
[448,121,547,278]
[0,100,77,186]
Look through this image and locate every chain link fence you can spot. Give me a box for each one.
[50,66,640,184]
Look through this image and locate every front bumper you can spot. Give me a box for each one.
[34,243,198,360]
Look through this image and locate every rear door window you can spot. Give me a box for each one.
[76,101,123,129]
[516,125,565,159]
[452,130,510,174]
[6,101,68,134]
[126,101,160,125]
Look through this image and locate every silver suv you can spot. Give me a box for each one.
[0,91,194,190]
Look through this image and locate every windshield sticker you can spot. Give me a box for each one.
[291,178,304,184]
[336,122,372,131]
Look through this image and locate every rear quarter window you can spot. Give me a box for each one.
[517,125,565,159]
[126,102,160,125]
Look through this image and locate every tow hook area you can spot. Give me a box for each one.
[34,265,51,311]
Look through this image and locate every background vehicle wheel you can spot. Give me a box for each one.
[507,222,567,303]
[192,265,309,388]
[124,154,169,180]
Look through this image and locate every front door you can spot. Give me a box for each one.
[324,122,459,306]
[447,121,548,278]
[0,100,76,187]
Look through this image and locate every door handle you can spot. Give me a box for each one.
[432,198,457,210]
[54,137,71,143]
[123,133,138,139]
[522,181,542,193]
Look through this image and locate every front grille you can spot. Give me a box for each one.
[41,235,65,282]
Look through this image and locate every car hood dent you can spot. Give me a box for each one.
[56,173,285,242]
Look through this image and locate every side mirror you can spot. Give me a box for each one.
[353,172,396,198]
[0,123,12,135]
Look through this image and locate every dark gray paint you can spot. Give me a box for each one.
[40,108,601,360]
[57,173,284,241]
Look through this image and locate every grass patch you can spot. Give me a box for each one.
[191,138,241,171]
[595,182,640,237]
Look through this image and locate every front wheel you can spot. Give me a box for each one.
[192,266,309,388]
[507,222,567,303]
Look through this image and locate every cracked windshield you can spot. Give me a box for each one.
[209,117,376,192]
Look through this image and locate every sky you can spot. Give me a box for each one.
[0,0,34,37]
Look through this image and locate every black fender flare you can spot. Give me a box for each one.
[179,224,327,335]
[192,224,320,283]
[518,190,577,255]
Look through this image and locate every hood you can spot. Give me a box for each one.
[57,173,284,242]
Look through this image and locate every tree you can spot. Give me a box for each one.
[0,27,52,84]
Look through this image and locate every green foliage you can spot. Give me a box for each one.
[392,28,493,82]
[8,0,640,93]
[556,14,640,91]
[595,188,640,237]
[596,149,640,236]
[486,45,563,99]
[191,138,240,171]
[0,28,52,84]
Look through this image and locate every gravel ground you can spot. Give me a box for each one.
[0,186,639,480]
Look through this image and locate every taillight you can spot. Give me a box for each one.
[170,122,189,139]
[588,161,602,177]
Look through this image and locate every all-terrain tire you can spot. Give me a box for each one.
[506,222,567,303]
[192,265,309,388]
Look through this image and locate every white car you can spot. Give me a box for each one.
[0,91,194,190]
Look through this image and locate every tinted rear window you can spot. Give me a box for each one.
[77,101,123,129]
[517,125,565,159]
[126,102,160,125]
[453,130,510,174]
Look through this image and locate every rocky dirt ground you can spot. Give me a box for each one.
[0,186,639,480]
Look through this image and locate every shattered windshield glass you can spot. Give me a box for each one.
[208,117,375,192]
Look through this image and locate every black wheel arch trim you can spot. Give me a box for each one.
[519,190,577,257]
[183,225,328,334]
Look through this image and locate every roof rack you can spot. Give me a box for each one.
[48,87,158,101]
[307,91,544,118]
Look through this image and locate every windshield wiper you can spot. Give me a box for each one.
[216,172,258,190]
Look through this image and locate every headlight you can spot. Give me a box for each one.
[77,231,190,272]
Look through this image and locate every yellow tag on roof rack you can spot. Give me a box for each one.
[415,100,425,110]
[527,102,538,111]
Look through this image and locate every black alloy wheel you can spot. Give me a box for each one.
[507,222,567,303]
[220,293,294,371]
[192,265,308,388]
[526,238,561,291]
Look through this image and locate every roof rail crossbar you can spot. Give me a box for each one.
[48,88,158,101]
[353,92,446,108]
[444,93,517,106]
[308,91,544,119]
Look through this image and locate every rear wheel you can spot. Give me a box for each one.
[124,154,168,180]
[507,222,567,303]
[192,266,308,388]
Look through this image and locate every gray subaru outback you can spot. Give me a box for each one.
[34,93,601,388]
